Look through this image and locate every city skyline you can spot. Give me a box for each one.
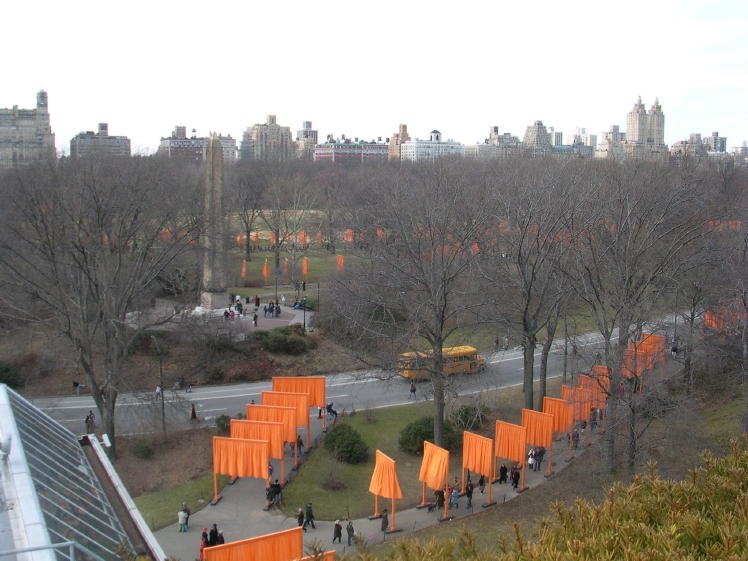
[3,1,746,154]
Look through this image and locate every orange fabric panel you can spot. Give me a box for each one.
[245,404,297,443]
[261,391,310,430]
[542,396,574,433]
[230,420,284,459]
[369,450,404,499]
[204,527,302,561]
[301,256,309,276]
[590,365,611,392]
[212,437,269,479]
[462,432,493,477]
[271,377,326,408]
[494,421,526,464]
[577,374,607,410]
[521,409,553,448]
[562,385,592,422]
[336,254,344,271]
[418,441,449,491]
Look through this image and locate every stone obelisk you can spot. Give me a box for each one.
[199,134,228,309]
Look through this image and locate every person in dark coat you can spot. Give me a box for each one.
[208,524,219,546]
[346,520,354,546]
[465,480,474,508]
[333,520,343,543]
[380,509,389,533]
[303,503,316,529]
[499,464,508,484]
[511,467,521,489]
[297,508,304,528]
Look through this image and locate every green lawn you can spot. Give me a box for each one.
[281,379,561,521]
[703,395,746,446]
[135,474,229,531]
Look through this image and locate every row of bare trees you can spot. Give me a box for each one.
[319,156,748,470]
[0,154,745,464]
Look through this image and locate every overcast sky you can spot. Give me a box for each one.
[3,0,746,155]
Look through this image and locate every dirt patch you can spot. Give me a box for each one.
[114,428,216,496]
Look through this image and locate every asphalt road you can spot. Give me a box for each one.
[32,329,623,436]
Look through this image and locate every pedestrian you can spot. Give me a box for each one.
[302,280,306,291]
[252,312,258,327]
[478,473,486,492]
[182,502,191,530]
[223,309,230,320]
[303,502,315,530]
[186,381,192,393]
[466,480,474,509]
[178,507,188,533]
[333,520,342,543]
[268,462,274,478]
[263,304,268,317]
[217,532,224,545]
[73,381,81,396]
[281,294,286,305]
[408,380,416,400]
[535,447,545,472]
[209,524,219,546]
[435,488,445,510]
[85,413,92,433]
[499,464,508,484]
[346,520,354,546]
[528,448,536,471]
[296,434,304,451]
[190,403,197,421]
[511,466,520,489]
[381,509,388,533]
[572,428,580,449]
[297,508,305,529]
[254,294,260,309]
[199,529,209,561]
[155,385,162,400]
[450,487,460,509]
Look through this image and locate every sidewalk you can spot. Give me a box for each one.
[154,417,584,560]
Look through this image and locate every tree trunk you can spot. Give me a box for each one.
[627,398,637,469]
[522,335,535,410]
[684,312,695,392]
[432,348,445,447]
[538,336,553,410]
[244,229,252,262]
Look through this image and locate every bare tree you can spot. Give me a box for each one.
[478,158,578,410]
[322,159,494,446]
[0,157,200,456]
[226,160,268,265]
[569,159,710,470]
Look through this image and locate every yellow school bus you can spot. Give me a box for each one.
[397,345,486,381]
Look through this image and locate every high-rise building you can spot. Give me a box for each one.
[595,125,626,160]
[465,126,521,159]
[157,126,237,161]
[522,120,552,156]
[70,123,131,158]
[705,131,727,153]
[0,90,55,167]
[240,115,295,161]
[295,121,318,160]
[388,124,411,160]
[399,130,464,162]
[621,97,668,162]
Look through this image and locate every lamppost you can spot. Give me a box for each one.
[302,297,307,334]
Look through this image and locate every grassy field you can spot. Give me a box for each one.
[134,474,229,531]
[280,378,562,521]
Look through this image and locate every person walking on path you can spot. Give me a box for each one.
[498,464,508,484]
[466,480,474,509]
[478,473,486,493]
[332,520,342,543]
[380,509,388,534]
[408,380,417,400]
[572,428,580,449]
[177,507,188,533]
[181,502,191,530]
[297,508,305,529]
[208,524,219,546]
[303,503,315,530]
[511,466,520,489]
[450,487,460,509]
[346,520,354,546]
[190,404,197,422]
[199,529,209,561]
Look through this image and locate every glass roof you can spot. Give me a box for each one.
[7,388,134,561]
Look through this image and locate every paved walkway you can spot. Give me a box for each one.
[154,414,586,560]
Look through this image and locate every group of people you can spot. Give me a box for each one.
[527,446,546,472]
[263,300,283,318]
[265,479,283,509]
[497,463,522,489]
[198,524,224,559]
[332,518,356,545]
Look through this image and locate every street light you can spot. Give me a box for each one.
[302,297,307,334]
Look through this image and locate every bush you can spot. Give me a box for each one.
[132,441,154,459]
[261,325,314,355]
[215,415,231,435]
[399,416,460,455]
[450,403,489,431]
[324,423,369,464]
[0,363,24,389]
